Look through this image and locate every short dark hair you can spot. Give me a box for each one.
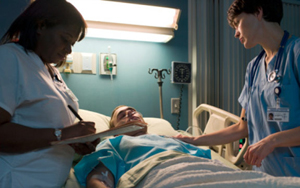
[227,0,283,28]
[1,0,86,66]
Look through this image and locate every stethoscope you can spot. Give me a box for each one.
[250,30,290,89]
[247,31,290,121]
[54,74,62,83]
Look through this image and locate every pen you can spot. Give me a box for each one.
[68,105,83,121]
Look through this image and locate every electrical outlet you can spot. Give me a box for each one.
[171,98,180,114]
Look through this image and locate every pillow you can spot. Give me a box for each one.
[78,109,110,132]
[78,109,179,136]
[144,117,179,136]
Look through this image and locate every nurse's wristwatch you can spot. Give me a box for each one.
[54,129,62,141]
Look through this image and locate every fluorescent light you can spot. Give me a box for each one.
[86,20,174,42]
[67,0,180,42]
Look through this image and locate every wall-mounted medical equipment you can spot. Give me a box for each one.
[171,61,191,84]
[171,61,191,130]
[99,46,117,80]
[67,0,181,43]
[148,68,171,119]
[99,53,117,76]
[59,52,96,74]
[64,54,73,74]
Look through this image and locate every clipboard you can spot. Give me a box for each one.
[51,124,144,145]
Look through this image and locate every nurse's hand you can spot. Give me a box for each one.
[62,121,99,155]
[69,138,100,155]
[63,121,96,139]
[173,134,199,145]
[243,137,275,167]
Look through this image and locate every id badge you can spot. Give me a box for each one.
[66,88,79,102]
[267,107,289,122]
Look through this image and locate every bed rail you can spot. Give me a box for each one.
[192,104,249,169]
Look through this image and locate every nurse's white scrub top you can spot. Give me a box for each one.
[0,43,78,188]
[239,36,300,177]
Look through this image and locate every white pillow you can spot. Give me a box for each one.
[78,109,110,132]
[143,117,179,136]
[78,109,178,136]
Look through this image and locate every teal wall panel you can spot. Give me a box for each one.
[0,0,189,130]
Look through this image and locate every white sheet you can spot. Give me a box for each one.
[136,156,300,188]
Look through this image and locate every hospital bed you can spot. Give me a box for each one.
[63,104,300,188]
[191,104,250,170]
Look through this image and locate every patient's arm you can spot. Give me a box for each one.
[86,162,114,188]
[174,108,248,146]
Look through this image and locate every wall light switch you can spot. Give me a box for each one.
[171,98,180,114]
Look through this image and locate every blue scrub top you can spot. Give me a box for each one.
[239,36,300,176]
[74,134,211,186]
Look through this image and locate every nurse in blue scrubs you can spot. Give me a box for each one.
[175,0,300,177]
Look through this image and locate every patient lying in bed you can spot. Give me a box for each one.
[74,106,300,188]
[74,105,211,187]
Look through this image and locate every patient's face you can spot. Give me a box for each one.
[112,106,148,136]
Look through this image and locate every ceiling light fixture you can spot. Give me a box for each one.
[67,0,181,43]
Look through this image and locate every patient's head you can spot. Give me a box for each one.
[109,105,148,136]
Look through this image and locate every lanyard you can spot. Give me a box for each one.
[250,30,289,87]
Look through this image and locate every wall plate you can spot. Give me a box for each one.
[171,98,180,114]
[59,52,97,74]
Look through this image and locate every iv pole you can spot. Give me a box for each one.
[148,68,171,119]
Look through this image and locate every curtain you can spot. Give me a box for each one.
[188,0,300,132]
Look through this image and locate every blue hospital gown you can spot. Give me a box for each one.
[238,35,300,176]
[74,134,211,186]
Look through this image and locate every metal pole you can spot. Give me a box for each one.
[158,81,164,119]
[148,68,171,119]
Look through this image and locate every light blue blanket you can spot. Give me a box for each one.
[74,134,211,186]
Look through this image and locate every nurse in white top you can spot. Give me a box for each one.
[0,0,98,187]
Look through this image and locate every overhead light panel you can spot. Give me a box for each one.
[67,0,181,43]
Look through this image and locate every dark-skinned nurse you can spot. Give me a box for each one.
[0,0,99,187]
